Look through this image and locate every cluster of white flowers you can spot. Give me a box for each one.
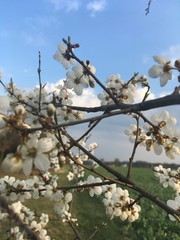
[6,81,84,126]
[77,176,141,222]
[67,140,99,181]
[154,165,180,194]
[65,63,96,96]
[0,201,50,240]
[154,165,180,221]
[54,43,96,96]
[0,91,85,175]
[53,192,73,218]
[0,174,74,223]
[98,74,138,105]
[52,85,74,106]
[80,175,103,197]
[102,184,141,222]
[125,111,180,159]
[0,175,42,202]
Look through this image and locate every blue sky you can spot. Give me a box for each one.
[1,0,180,163]
[1,0,180,92]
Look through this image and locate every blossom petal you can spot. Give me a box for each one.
[23,158,33,176]
[148,65,163,78]
[74,85,83,95]
[38,138,54,153]
[160,73,171,87]
[34,154,50,172]
[154,143,163,155]
[153,55,168,64]
[65,79,74,89]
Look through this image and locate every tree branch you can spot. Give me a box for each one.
[55,93,180,113]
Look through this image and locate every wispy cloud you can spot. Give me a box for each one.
[22,32,47,46]
[25,15,57,30]
[163,44,180,63]
[86,0,107,17]
[48,0,81,12]
[72,88,100,107]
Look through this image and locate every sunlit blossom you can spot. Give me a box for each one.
[167,195,180,221]
[20,134,54,175]
[53,43,76,69]
[148,55,173,87]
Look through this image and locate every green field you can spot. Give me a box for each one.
[0,167,179,240]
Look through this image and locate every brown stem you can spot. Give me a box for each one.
[127,115,140,179]
[68,220,82,240]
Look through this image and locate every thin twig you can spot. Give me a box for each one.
[145,0,153,15]
[87,222,107,240]
[38,51,42,113]
[68,221,82,240]
[127,115,140,179]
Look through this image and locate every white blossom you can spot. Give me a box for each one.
[20,134,54,175]
[1,153,23,173]
[53,43,76,69]
[86,175,102,197]
[65,67,88,95]
[148,55,172,87]
[167,195,180,221]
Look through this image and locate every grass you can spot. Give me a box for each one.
[0,166,179,240]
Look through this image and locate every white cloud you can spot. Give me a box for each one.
[72,88,100,107]
[44,79,65,92]
[47,0,107,16]
[25,15,58,30]
[44,79,100,107]
[48,0,81,12]
[87,0,107,17]
[163,44,180,63]
[134,87,155,103]
[22,32,47,46]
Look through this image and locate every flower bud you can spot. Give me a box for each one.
[174,59,180,71]
[155,134,165,145]
[15,105,26,116]
[14,105,26,122]
[2,153,23,173]
[89,79,95,88]
[158,120,166,128]
[47,103,56,117]
[171,137,178,143]
[145,139,154,151]
[59,154,66,163]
